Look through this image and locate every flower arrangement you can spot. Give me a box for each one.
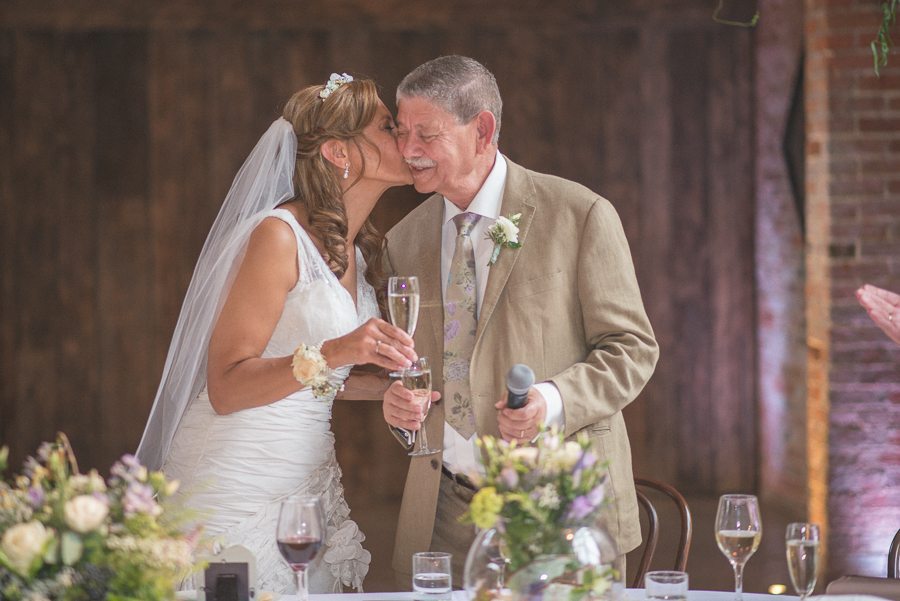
[486,213,522,266]
[462,428,618,600]
[0,434,201,601]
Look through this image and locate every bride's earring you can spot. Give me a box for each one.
[343,163,350,180]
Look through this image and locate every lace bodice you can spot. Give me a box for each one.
[263,208,380,377]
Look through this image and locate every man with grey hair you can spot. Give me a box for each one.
[382,55,659,586]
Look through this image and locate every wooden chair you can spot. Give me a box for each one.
[630,478,693,588]
[889,528,900,578]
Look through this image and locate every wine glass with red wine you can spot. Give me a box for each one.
[276,495,325,601]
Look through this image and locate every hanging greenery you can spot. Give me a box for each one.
[872,0,899,76]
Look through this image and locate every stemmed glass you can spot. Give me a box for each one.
[786,522,820,600]
[276,495,325,601]
[387,276,420,378]
[715,494,762,601]
[402,357,439,456]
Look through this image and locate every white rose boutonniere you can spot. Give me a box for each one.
[486,213,522,266]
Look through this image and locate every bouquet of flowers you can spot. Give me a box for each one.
[462,428,617,600]
[0,434,201,601]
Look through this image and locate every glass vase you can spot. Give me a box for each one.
[464,523,623,601]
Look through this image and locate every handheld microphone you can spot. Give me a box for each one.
[506,364,535,409]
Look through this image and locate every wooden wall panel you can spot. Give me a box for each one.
[1,0,758,503]
[94,33,151,466]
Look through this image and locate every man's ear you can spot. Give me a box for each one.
[320,139,349,170]
[474,111,497,153]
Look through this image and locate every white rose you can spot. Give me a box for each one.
[558,441,583,470]
[495,216,519,243]
[509,446,539,467]
[64,495,109,533]
[1,521,50,575]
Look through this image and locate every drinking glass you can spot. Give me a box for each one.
[276,495,325,601]
[388,276,420,377]
[785,522,820,600]
[413,551,452,594]
[715,494,762,601]
[645,570,689,601]
[403,357,439,456]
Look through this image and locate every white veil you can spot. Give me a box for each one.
[136,118,297,470]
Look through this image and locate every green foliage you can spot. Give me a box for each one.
[873,0,899,76]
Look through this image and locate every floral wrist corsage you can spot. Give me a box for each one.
[291,344,339,399]
[486,212,522,266]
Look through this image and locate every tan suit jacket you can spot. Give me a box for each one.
[385,158,659,574]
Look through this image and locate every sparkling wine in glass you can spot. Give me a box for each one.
[403,357,439,456]
[276,495,325,601]
[388,276,420,378]
[715,494,762,601]
[786,522,820,600]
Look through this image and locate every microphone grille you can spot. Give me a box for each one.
[507,364,535,394]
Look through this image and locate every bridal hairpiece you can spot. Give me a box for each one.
[319,72,354,100]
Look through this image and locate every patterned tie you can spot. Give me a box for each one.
[444,212,481,439]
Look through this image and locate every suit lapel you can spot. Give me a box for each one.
[475,160,536,345]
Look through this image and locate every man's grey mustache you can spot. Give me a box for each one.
[405,158,437,169]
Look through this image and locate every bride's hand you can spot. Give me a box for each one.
[321,318,416,372]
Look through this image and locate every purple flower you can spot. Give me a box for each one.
[567,495,595,522]
[446,302,457,316]
[499,467,519,489]
[27,486,45,508]
[123,482,159,517]
[575,450,597,471]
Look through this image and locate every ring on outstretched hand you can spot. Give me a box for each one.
[890,314,894,322]
[520,429,525,438]
[375,339,382,354]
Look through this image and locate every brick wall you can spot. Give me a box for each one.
[805,0,900,578]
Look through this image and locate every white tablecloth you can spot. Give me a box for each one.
[301,590,797,601]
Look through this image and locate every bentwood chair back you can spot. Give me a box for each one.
[630,477,693,588]
[889,528,900,578]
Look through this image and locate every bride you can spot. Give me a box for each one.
[136,74,418,593]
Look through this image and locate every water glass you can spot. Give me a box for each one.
[786,522,820,600]
[645,570,689,601]
[413,551,452,595]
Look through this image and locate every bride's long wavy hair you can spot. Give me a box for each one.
[282,78,385,294]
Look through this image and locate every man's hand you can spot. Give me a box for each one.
[495,387,547,442]
[382,379,440,431]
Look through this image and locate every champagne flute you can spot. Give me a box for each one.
[403,357,439,456]
[715,494,762,601]
[786,522,820,600]
[276,495,325,601]
[388,276,420,378]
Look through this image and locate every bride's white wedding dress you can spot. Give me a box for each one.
[163,208,373,594]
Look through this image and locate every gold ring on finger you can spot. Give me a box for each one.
[375,339,382,355]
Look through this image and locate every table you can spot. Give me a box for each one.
[301,591,798,601]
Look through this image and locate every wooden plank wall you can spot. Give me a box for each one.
[0,0,756,501]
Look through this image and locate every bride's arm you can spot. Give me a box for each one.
[206,218,415,415]
[206,217,308,414]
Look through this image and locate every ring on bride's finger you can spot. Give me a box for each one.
[890,313,894,322]
[375,339,382,355]
[520,429,525,438]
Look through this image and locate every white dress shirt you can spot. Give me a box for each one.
[441,152,564,476]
